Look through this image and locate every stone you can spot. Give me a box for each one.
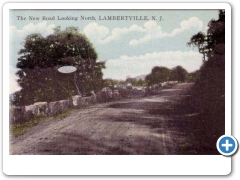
[9,106,26,124]
[34,102,48,115]
[48,101,61,114]
[25,102,48,116]
[72,95,82,107]
[80,97,91,106]
[59,99,70,111]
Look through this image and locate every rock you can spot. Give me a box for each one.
[59,99,70,111]
[72,95,82,107]
[48,101,61,114]
[25,102,48,116]
[9,106,26,124]
[90,94,97,105]
[34,102,48,115]
[25,104,38,115]
[81,97,91,106]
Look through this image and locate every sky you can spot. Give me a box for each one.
[9,9,219,93]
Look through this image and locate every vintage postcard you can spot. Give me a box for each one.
[3,3,232,175]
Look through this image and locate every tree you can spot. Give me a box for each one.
[187,70,200,82]
[15,27,105,105]
[125,77,146,86]
[188,10,225,62]
[170,66,188,82]
[185,10,225,151]
[9,92,20,107]
[188,10,225,106]
[146,66,171,86]
[136,79,146,86]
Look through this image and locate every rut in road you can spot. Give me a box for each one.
[10,83,194,155]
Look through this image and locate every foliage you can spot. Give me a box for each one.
[13,27,105,106]
[184,10,225,144]
[104,79,125,87]
[103,78,146,88]
[170,66,189,82]
[10,92,21,107]
[146,66,189,86]
[126,77,146,86]
[187,70,200,82]
[10,114,47,137]
[188,10,225,112]
[188,10,225,61]
[146,66,171,86]
[10,108,75,137]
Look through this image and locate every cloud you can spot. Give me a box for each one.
[102,24,145,44]
[129,17,203,46]
[83,17,203,47]
[10,21,55,37]
[102,51,203,80]
[83,22,110,44]
[170,17,203,36]
[83,23,144,45]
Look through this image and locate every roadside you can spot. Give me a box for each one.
[10,83,220,155]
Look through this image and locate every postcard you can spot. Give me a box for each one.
[3,2,232,175]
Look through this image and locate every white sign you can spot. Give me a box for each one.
[58,66,77,73]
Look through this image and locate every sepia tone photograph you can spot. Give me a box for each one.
[9,9,225,155]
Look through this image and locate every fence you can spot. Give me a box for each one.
[9,89,128,124]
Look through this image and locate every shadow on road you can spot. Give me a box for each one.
[36,131,171,155]
[105,86,221,154]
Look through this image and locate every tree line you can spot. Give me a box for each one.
[103,78,146,87]
[145,66,199,86]
[103,66,199,88]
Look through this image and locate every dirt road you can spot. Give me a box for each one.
[10,83,196,155]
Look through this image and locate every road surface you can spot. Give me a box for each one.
[10,83,196,155]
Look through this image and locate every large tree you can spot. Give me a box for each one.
[188,10,225,62]
[146,66,171,86]
[15,27,105,106]
[170,66,188,82]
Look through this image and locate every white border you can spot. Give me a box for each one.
[2,2,231,10]
[3,3,232,175]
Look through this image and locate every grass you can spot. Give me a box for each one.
[10,108,76,138]
[53,108,75,120]
[10,115,47,138]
